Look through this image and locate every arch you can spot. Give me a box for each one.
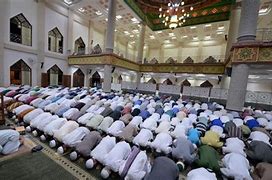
[180,79,191,93]
[90,71,102,88]
[147,77,157,84]
[200,80,213,88]
[10,59,32,85]
[48,27,63,53]
[118,75,123,84]
[74,37,85,55]
[163,78,173,85]
[47,64,63,86]
[73,68,84,87]
[10,13,32,46]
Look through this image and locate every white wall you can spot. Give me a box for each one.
[92,28,104,48]
[44,6,68,55]
[3,49,38,86]
[43,57,69,74]
[73,20,88,53]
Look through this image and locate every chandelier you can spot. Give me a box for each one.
[159,1,194,29]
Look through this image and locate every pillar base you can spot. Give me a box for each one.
[237,35,256,42]
[105,48,113,53]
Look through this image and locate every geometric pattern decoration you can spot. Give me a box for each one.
[259,48,272,61]
[246,91,272,105]
[124,0,233,31]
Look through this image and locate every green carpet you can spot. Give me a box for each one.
[0,152,76,180]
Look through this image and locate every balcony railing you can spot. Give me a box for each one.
[256,28,272,42]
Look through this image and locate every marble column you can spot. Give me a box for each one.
[226,0,260,111]
[225,3,241,58]
[84,68,90,87]
[67,9,74,55]
[237,0,261,42]
[88,21,94,54]
[125,41,129,59]
[0,1,8,86]
[103,65,112,92]
[159,44,164,63]
[136,23,146,64]
[36,0,46,86]
[105,0,117,53]
[136,72,141,90]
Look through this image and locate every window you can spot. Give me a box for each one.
[48,27,63,54]
[10,59,32,85]
[47,65,63,85]
[74,37,85,55]
[10,13,32,46]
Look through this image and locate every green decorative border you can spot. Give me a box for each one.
[124,0,234,31]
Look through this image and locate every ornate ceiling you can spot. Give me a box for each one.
[124,0,235,30]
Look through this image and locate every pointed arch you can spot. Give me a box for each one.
[48,27,63,53]
[90,71,102,88]
[147,77,157,84]
[10,13,32,46]
[200,80,213,88]
[47,64,63,85]
[163,78,173,85]
[180,79,191,93]
[118,75,123,84]
[10,59,32,85]
[73,68,85,87]
[74,37,85,55]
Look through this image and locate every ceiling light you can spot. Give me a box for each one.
[116,15,122,19]
[196,74,205,77]
[131,18,139,23]
[124,31,129,34]
[171,36,176,39]
[150,35,155,39]
[156,31,162,34]
[78,8,86,13]
[249,75,260,79]
[169,32,175,36]
[132,29,139,33]
[64,0,73,5]
[192,36,198,40]
[182,35,188,38]
[105,18,108,22]
[205,35,211,39]
[218,26,224,30]
[130,35,134,37]
[217,32,223,34]
[95,11,102,16]
[190,26,196,29]
[259,7,271,15]
[205,24,211,27]
[164,40,170,43]
[130,41,135,44]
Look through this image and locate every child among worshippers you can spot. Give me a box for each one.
[144,156,179,180]
[252,162,272,180]
[172,137,197,170]
[201,130,223,148]
[57,127,91,154]
[149,132,172,154]
[220,153,252,180]
[195,145,220,173]
[86,136,116,169]
[0,129,23,155]
[100,141,131,179]
[222,137,246,156]
[118,146,151,180]
[187,167,217,180]
[70,131,102,160]
[49,121,79,148]
[132,128,153,147]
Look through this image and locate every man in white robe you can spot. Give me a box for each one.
[0,130,22,155]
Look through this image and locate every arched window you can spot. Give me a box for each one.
[163,78,173,85]
[10,13,32,46]
[147,78,157,84]
[73,69,84,87]
[74,37,85,55]
[118,75,123,84]
[47,65,63,85]
[200,80,213,88]
[10,59,32,85]
[48,27,63,53]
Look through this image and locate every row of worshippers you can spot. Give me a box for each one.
[1,85,272,179]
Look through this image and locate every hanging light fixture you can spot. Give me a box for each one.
[158,0,194,29]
